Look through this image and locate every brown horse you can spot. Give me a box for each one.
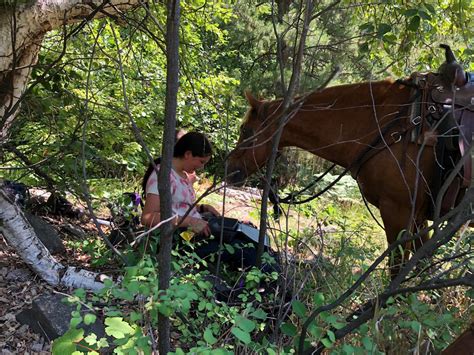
[226,45,472,274]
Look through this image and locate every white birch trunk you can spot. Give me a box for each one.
[0,190,107,290]
[0,0,140,141]
[0,0,140,290]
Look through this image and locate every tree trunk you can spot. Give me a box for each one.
[0,0,140,290]
[0,0,140,142]
[0,190,108,290]
[158,0,181,352]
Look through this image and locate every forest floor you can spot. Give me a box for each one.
[0,237,53,354]
[0,185,266,354]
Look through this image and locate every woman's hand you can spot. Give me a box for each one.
[189,217,211,236]
[201,204,221,217]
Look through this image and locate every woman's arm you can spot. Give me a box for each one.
[142,194,210,235]
[199,204,220,217]
[141,194,162,228]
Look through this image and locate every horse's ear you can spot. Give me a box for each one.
[245,91,261,109]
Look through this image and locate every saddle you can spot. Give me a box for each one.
[431,72,474,111]
[428,72,474,188]
[419,71,474,215]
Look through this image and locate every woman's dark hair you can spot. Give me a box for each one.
[173,132,212,158]
[141,132,212,196]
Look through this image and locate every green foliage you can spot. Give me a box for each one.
[65,238,111,267]
[52,328,85,354]
[54,248,287,354]
[351,0,474,77]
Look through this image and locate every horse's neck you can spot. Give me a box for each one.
[280,81,412,168]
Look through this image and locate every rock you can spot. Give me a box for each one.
[1,180,29,207]
[24,213,66,254]
[16,293,106,341]
[61,223,86,239]
[46,194,84,218]
[5,268,32,282]
[30,342,44,352]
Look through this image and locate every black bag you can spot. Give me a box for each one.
[207,217,270,247]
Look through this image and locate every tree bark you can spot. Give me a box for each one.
[0,0,140,142]
[0,0,140,290]
[0,189,108,290]
[157,0,180,352]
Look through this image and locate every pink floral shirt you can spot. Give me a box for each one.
[145,166,201,219]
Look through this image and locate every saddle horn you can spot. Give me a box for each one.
[440,43,457,63]
[438,44,467,88]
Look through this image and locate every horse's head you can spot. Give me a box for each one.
[226,92,281,186]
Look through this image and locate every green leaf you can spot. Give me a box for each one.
[104,317,134,339]
[236,316,256,332]
[157,304,172,317]
[52,328,84,355]
[96,337,109,348]
[84,333,97,345]
[308,324,322,338]
[292,300,307,318]
[84,313,96,325]
[403,9,419,17]
[407,16,420,31]
[224,244,235,254]
[320,337,333,348]
[418,10,431,20]
[359,22,374,33]
[362,336,373,350]
[377,23,392,37]
[126,280,140,293]
[325,315,338,325]
[73,288,86,300]
[342,344,355,354]
[332,321,345,330]
[70,315,82,328]
[410,320,422,333]
[313,292,325,306]
[359,42,369,53]
[251,308,267,320]
[130,311,142,322]
[210,350,233,355]
[327,330,336,342]
[424,3,436,14]
[280,322,297,337]
[231,327,251,344]
[204,327,218,345]
[382,33,397,44]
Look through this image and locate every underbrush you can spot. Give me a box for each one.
[53,176,472,354]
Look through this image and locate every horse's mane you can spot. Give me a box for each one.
[243,78,403,124]
[252,78,399,105]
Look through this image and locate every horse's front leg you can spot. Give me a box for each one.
[379,201,417,279]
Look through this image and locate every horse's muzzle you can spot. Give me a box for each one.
[225,167,247,187]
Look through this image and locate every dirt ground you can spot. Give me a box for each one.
[0,237,53,354]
